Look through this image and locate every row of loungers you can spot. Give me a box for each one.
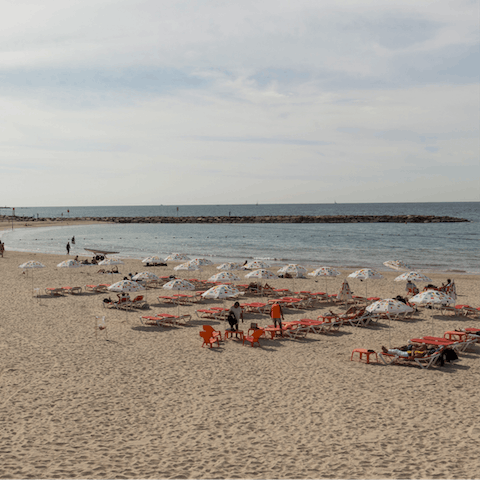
[45,286,82,296]
[140,313,193,327]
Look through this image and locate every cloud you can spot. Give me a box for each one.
[0,1,478,205]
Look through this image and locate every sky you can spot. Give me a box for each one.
[1,0,479,207]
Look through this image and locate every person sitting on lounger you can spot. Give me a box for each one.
[117,293,130,303]
[381,344,429,358]
[406,281,419,295]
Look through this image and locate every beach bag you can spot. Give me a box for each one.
[227,312,237,328]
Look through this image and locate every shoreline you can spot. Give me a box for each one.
[2,247,478,278]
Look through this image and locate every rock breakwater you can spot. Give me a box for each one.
[1,214,470,224]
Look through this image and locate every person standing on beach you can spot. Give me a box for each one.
[66,241,70,255]
[0,241,4,258]
[270,302,284,335]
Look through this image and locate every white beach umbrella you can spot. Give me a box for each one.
[245,269,277,296]
[409,290,455,306]
[163,278,195,311]
[19,260,46,295]
[366,299,414,315]
[409,290,455,336]
[174,262,202,271]
[348,268,383,298]
[208,272,240,282]
[164,253,190,262]
[57,259,82,268]
[189,258,213,267]
[108,280,145,293]
[394,271,432,283]
[132,272,159,282]
[57,259,83,286]
[277,264,307,277]
[308,266,341,294]
[244,260,270,270]
[98,257,124,266]
[142,255,164,265]
[19,260,46,270]
[202,284,242,299]
[383,260,411,271]
[245,269,277,279]
[308,267,341,277]
[217,262,243,271]
[367,298,414,345]
[162,279,195,291]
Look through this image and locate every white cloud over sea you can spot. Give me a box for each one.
[1,0,479,206]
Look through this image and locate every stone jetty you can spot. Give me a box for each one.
[1,214,470,224]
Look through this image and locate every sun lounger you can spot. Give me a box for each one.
[379,349,442,369]
[140,313,190,327]
[130,295,148,309]
[462,306,480,318]
[282,323,309,340]
[45,287,65,296]
[158,295,176,304]
[241,302,268,314]
[302,318,341,334]
[62,286,82,295]
[410,336,472,353]
[195,309,218,319]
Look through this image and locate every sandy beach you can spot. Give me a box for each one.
[0,227,479,479]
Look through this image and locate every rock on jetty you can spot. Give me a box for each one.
[1,214,470,224]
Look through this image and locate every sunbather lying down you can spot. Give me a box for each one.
[382,344,432,358]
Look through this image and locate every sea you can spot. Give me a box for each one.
[1,202,479,274]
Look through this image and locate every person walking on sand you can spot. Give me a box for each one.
[66,241,70,255]
[270,301,284,336]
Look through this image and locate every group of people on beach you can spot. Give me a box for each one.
[226,300,285,335]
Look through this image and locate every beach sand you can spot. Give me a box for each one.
[0,237,479,478]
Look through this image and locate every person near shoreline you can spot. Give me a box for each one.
[66,241,70,255]
[71,236,75,245]
[0,241,4,258]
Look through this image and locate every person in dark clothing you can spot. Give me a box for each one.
[66,241,70,254]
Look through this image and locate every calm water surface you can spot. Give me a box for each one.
[1,203,478,274]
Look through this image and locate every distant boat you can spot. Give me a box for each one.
[334,201,337,204]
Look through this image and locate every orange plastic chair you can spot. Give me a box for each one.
[203,325,222,341]
[242,329,264,347]
[199,330,220,348]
